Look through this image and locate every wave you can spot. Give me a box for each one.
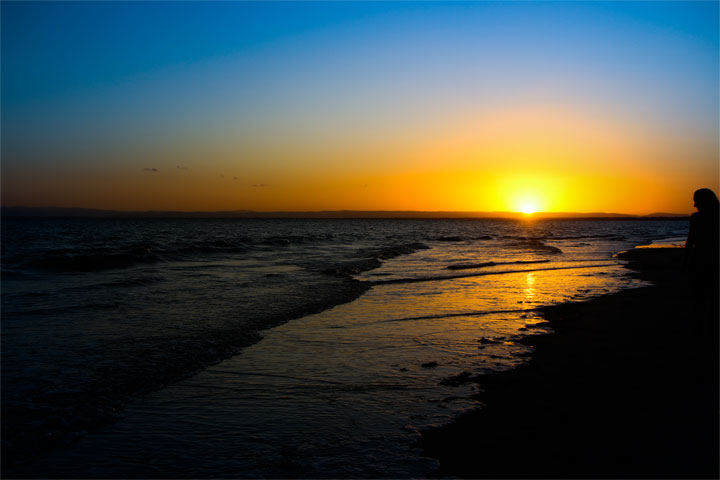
[260,235,309,246]
[446,259,550,271]
[17,239,254,273]
[501,234,625,241]
[425,233,623,245]
[553,234,626,241]
[504,239,563,254]
[432,235,494,242]
[331,307,543,329]
[79,274,168,290]
[173,239,250,255]
[2,301,122,317]
[29,250,162,272]
[321,242,430,276]
[370,263,617,285]
[17,236,424,274]
[374,242,430,259]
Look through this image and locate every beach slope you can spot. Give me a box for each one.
[420,247,719,478]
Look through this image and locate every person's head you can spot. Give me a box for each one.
[693,188,719,213]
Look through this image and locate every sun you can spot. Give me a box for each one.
[520,203,537,215]
[500,177,552,215]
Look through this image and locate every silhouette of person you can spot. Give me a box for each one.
[685,188,719,337]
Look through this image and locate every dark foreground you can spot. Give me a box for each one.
[420,248,719,478]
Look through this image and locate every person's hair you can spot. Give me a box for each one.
[694,188,719,213]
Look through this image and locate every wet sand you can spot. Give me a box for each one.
[420,248,719,478]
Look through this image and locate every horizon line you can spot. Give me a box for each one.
[1,206,691,219]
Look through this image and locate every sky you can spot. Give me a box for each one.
[2,1,718,214]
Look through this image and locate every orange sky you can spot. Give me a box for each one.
[3,2,718,214]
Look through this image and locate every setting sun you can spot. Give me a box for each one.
[1,1,717,216]
[521,204,537,215]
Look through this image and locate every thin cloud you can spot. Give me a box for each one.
[252,183,269,187]
[176,165,188,170]
[143,168,158,172]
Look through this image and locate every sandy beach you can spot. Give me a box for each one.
[420,247,719,478]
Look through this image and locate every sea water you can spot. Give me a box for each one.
[1,218,688,477]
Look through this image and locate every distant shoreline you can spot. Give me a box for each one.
[1,206,690,220]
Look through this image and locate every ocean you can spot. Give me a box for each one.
[1,217,688,477]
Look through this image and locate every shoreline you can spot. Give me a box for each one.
[5,242,712,478]
[1,240,433,473]
[419,247,719,478]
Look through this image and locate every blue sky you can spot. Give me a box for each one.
[2,1,718,212]
[3,2,717,100]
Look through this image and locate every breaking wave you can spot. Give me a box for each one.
[321,242,430,276]
[370,263,617,285]
[446,259,550,270]
[504,239,563,254]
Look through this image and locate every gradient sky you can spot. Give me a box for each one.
[2,1,718,214]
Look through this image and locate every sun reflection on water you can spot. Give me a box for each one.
[524,272,536,304]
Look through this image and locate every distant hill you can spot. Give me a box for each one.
[644,212,691,218]
[2,206,123,218]
[1,206,690,219]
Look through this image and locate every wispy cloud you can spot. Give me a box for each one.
[252,183,269,187]
[143,167,158,172]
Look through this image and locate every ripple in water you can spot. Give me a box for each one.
[2,218,685,477]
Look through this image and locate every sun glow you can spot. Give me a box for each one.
[521,203,537,215]
[494,173,561,215]
[511,189,546,215]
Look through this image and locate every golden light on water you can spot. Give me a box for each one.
[524,272,536,304]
